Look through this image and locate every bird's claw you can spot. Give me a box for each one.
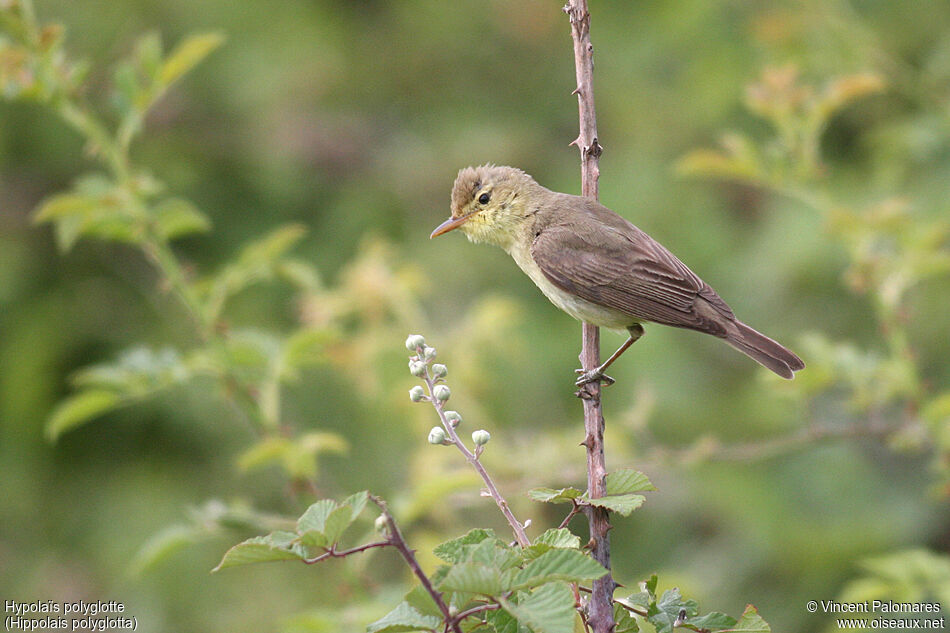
[574,368,615,386]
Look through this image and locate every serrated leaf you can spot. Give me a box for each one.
[583,494,645,516]
[647,588,698,633]
[296,499,336,549]
[721,606,770,633]
[434,529,499,564]
[510,548,607,590]
[605,470,656,495]
[533,529,580,550]
[688,612,738,631]
[159,32,224,86]
[613,603,640,633]
[437,562,505,596]
[469,540,521,571]
[524,529,582,560]
[46,389,121,440]
[485,609,527,633]
[499,583,576,633]
[152,197,211,240]
[321,503,359,546]
[527,487,583,504]
[404,585,444,620]
[366,601,442,633]
[212,533,304,571]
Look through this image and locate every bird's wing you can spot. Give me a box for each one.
[530,211,735,333]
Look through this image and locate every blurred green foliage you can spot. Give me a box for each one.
[2,1,950,632]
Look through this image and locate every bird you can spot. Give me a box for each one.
[430,164,804,385]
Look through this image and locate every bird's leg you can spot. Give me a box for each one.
[575,324,644,386]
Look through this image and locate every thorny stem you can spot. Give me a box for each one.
[303,540,390,564]
[564,2,617,632]
[369,495,461,633]
[419,356,531,548]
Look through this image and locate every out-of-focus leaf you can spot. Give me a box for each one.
[280,328,334,379]
[46,389,121,441]
[721,605,770,632]
[128,524,202,576]
[237,432,347,480]
[158,31,224,87]
[152,197,211,240]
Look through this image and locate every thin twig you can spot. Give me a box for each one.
[369,495,461,633]
[564,2,617,632]
[303,540,390,564]
[420,366,531,548]
[557,499,583,530]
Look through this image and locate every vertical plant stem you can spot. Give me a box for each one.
[422,370,531,548]
[564,2,616,632]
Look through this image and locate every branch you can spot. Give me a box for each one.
[303,540,390,564]
[370,495,461,633]
[413,348,531,548]
[564,2,617,633]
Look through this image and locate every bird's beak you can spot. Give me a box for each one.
[430,212,473,238]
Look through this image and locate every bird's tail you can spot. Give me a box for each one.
[725,320,805,379]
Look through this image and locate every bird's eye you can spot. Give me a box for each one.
[478,192,491,205]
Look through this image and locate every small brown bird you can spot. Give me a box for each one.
[431,165,804,384]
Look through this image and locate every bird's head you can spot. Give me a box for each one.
[431,165,537,249]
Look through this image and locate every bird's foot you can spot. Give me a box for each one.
[574,368,615,387]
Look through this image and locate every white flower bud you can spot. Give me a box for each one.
[428,426,447,444]
[374,514,389,533]
[423,346,437,360]
[431,363,448,378]
[444,410,462,427]
[433,385,451,401]
[409,386,426,402]
[405,334,426,352]
[472,429,491,446]
[409,360,427,377]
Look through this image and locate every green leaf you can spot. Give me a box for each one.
[583,494,645,516]
[647,587,698,633]
[484,609,527,633]
[689,612,738,631]
[212,532,304,571]
[280,328,334,378]
[613,603,640,633]
[297,499,336,549]
[159,32,225,86]
[46,389,121,441]
[366,601,441,633]
[128,524,201,576]
[403,585,444,620]
[152,198,211,240]
[499,583,576,633]
[510,548,606,590]
[438,562,505,596]
[433,529,499,564]
[605,470,656,495]
[721,606,770,633]
[526,487,583,504]
[523,528,582,560]
[533,529,581,550]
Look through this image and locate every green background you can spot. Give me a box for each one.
[2,1,949,631]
